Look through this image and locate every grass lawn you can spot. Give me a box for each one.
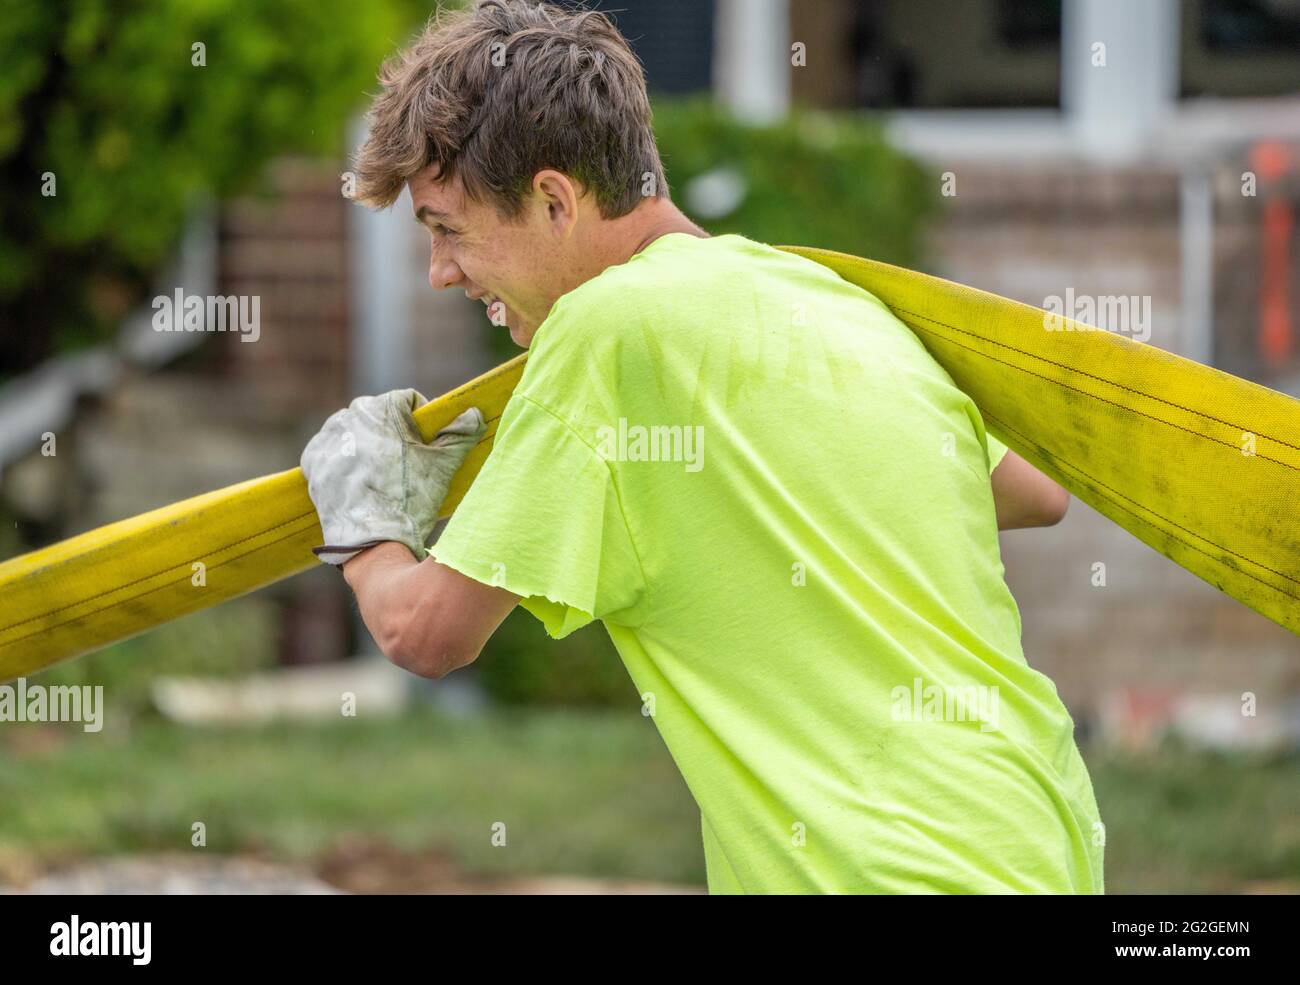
[1,705,1296,893]
[1087,742,1300,894]
[0,704,704,887]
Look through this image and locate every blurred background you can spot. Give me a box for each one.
[0,0,1298,893]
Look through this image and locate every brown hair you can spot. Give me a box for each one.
[352,0,668,218]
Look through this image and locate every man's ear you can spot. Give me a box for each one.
[532,170,582,240]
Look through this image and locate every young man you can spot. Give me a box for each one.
[300,0,1102,893]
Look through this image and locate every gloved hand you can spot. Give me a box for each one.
[300,389,486,565]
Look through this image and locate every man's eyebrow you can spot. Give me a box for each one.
[414,205,453,224]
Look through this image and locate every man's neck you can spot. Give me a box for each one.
[558,199,709,305]
[627,200,709,257]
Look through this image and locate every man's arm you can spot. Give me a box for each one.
[299,390,515,677]
[991,450,1069,530]
[343,542,520,678]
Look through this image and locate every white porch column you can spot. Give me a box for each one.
[347,119,414,395]
[1062,0,1180,160]
[713,0,791,123]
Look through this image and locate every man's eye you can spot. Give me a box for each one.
[434,223,455,237]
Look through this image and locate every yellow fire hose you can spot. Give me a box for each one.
[2,245,1298,682]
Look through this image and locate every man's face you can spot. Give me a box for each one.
[409,164,561,349]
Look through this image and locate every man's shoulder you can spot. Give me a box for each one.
[543,233,794,334]
[563,234,720,307]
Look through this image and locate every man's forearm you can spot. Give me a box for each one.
[342,541,425,664]
[340,540,521,678]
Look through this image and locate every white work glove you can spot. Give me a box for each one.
[300,389,486,565]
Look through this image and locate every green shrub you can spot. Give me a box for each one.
[476,609,637,708]
[655,98,936,260]
[0,0,440,376]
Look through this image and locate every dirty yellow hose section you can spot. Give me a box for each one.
[2,246,1298,681]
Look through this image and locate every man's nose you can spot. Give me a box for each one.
[428,256,463,292]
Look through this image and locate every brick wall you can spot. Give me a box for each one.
[216,158,352,421]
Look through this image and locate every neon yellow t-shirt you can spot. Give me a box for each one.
[430,233,1104,894]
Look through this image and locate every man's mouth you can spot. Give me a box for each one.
[466,291,507,325]
[485,298,507,324]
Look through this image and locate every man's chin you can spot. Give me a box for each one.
[486,305,526,347]
[505,316,537,348]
